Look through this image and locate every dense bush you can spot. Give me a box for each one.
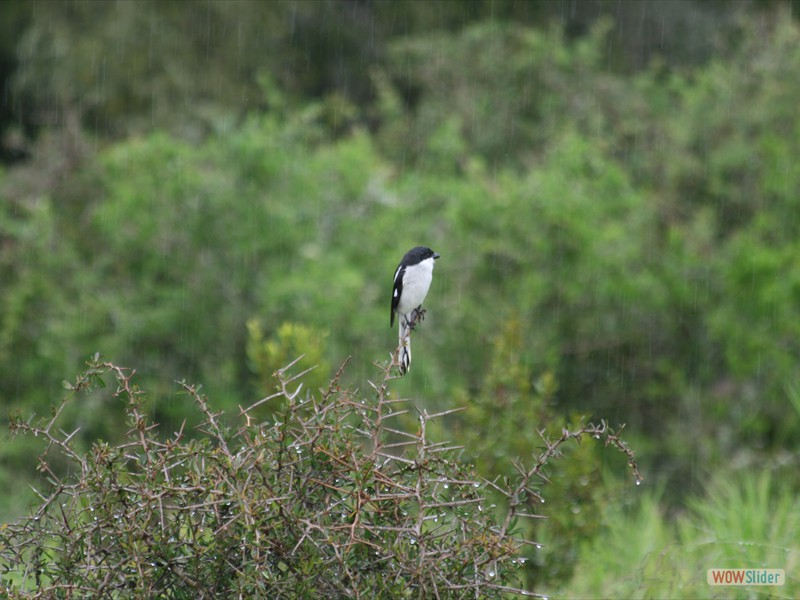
[0,354,639,597]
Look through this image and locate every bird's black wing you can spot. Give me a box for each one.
[390,263,405,327]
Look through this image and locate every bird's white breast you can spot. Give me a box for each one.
[397,257,436,315]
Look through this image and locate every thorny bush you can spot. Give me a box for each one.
[0,353,641,598]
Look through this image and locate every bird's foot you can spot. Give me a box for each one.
[408,307,427,331]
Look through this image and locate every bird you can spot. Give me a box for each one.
[390,246,440,375]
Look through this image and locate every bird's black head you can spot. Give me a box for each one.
[403,246,441,265]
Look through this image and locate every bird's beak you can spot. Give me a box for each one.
[433,252,441,260]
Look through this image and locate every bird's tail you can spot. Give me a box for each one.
[397,315,412,375]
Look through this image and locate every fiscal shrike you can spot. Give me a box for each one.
[390,246,440,375]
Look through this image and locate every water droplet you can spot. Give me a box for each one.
[635,479,642,486]
[443,483,449,489]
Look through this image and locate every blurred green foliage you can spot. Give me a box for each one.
[247,319,331,398]
[561,472,800,598]
[1,0,799,594]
